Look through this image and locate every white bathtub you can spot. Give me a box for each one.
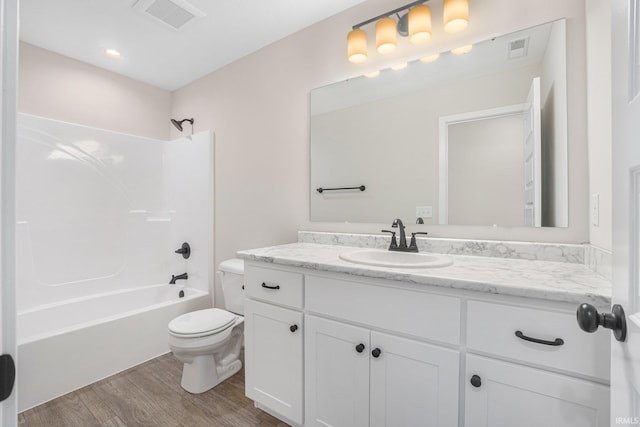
[17,284,210,412]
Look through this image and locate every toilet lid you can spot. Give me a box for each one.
[168,308,237,336]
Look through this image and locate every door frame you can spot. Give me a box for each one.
[438,103,526,225]
[0,0,20,425]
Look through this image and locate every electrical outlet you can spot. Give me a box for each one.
[591,194,599,226]
[416,206,433,218]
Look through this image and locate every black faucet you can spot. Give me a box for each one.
[169,273,188,284]
[382,218,429,252]
[392,218,408,249]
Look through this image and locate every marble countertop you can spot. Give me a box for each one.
[237,243,612,306]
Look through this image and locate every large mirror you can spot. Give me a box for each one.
[310,19,567,227]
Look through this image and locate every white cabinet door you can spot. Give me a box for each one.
[369,331,459,427]
[465,355,609,427]
[244,300,303,425]
[305,315,370,427]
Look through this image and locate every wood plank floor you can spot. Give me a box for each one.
[18,353,289,427]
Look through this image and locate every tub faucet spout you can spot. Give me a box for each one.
[170,273,188,284]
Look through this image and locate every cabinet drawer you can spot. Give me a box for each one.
[244,265,303,309]
[466,301,610,380]
[306,275,461,345]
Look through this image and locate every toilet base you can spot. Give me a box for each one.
[181,356,242,394]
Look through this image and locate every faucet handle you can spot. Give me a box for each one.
[381,230,398,250]
[408,232,429,252]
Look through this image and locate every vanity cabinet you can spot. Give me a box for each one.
[244,267,304,425]
[242,261,610,426]
[465,355,609,427]
[305,315,459,427]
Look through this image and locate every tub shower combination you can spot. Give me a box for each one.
[16,114,213,411]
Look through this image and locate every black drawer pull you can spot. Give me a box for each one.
[261,282,280,290]
[515,330,564,346]
[290,324,298,333]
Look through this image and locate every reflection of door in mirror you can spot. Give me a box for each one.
[523,77,542,226]
[440,105,527,227]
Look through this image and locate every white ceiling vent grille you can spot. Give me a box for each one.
[133,0,205,30]
[507,36,529,60]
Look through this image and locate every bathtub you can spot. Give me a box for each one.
[17,284,210,412]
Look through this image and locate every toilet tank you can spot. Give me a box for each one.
[218,258,244,315]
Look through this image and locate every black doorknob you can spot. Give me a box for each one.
[577,303,627,342]
[470,375,482,388]
[289,324,298,333]
[355,343,365,353]
[371,348,381,358]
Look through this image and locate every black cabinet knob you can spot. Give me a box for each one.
[576,303,627,342]
[470,375,482,388]
[289,324,298,333]
[371,348,381,358]
[355,343,365,353]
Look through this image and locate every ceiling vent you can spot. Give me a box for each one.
[132,0,205,30]
[507,36,529,60]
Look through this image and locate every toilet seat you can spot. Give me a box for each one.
[168,308,237,338]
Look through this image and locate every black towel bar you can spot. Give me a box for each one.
[316,185,365,194]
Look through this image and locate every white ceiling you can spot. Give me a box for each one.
[19,0,365,91]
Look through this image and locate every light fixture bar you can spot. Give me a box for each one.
[352,0,429,30]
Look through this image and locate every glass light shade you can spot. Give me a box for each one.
[451,44,473,55]
[364,70,381,78]
[347,29,368,63]
[443,0,469,33]
[376,17,397,54]
[391,62,408,71]
[420,53,440,63]
[409,5,432,44]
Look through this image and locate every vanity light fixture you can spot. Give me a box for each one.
[391,62,409,71]
[347,0,469,64]
[451,44,473,55]
[420,53,440,62]
[443,0,469,33]
[364,70,381,78]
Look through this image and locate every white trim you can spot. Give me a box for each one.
[438,104,527,225]
[0,0,19,424]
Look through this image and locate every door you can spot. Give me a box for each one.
[523,77,541,226]
[611,0,640,422]
[244,300,303,425]
[369,331,459,427]
[305,315,370,427]
[0,1,19,425]
[464,355,609,426]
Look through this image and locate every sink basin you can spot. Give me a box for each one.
[339,249,453,269]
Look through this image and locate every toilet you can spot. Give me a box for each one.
[168,258,245,394]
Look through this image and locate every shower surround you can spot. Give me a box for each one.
[15,114,213,411]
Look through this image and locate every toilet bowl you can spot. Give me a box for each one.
[168,259,245,394]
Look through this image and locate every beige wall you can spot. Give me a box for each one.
[18,42,171,140]
[586,0,612,251]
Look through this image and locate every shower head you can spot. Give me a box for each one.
[171,118,194,132]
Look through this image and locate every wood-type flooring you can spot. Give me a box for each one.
[18,353,288,427]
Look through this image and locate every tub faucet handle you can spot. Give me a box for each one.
[174,242,191,259]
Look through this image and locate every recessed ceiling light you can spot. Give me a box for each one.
[364,70,381,78]
[104,48,122,59]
